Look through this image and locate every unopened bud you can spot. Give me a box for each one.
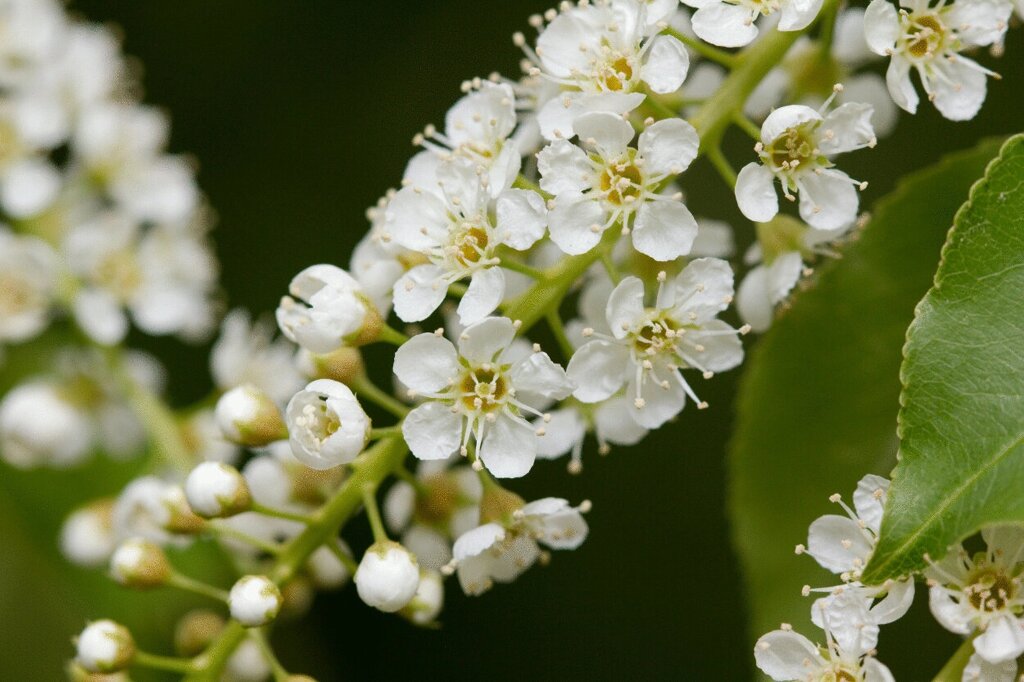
[215,384,288,447]
[299,347,365,384]
[479,485,526,525]
[229,575,283,627]
[285,379,370,470]
[75,620,135,673]
[276,264,382,353]
[307,541,352,589]
[279,576,315,620]
[160,485,206,534]
[174,609,225,657]
[355,541,419,613]
[184,462,252,518]
[109,538,170,588]
[60,500,116,568]
[401,569,445,626]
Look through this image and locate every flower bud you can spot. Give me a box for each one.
[228,575,283,627]
[279,576,315,620]
[297,346,365,384]
[109,538,170,588]
[276,264,382,354]
[307,541,352,589]
[0,381,92,468]
[184,462,252,518]
[285,379,370,470]
[402,570,445,626]
[174,609,225,657]
[226,638,271,682]
[160,485,206,534]
[354,540,419,613]
[60,500,116,568]
[75,620,135,673]
[215,384,288,447]
[479,485,526,525]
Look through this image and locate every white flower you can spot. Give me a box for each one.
[0,229,58,343]
[276,264,380,354]
[229,575,283,627]
[349,193,421,315]
[519,0,689,140]
[386,156,546,324]
[383,458,482,569]
[535,398,649,472]
[285,379,370,470]
[75,620,135,674]
[864,0,1011,121]
[452,497,589,596]
[736,100,875,232]
[354,541,420,613]
[60,500,116,568]
[1,156,61,217]
[211,309,304,404]
[744,9,899,138]
[415,81,521,197]
[112,476,195,546]
[926,525,1024,665]
[0,381,92,468]
[184,462,252,519]
[394,317,573,478]
[64,213,217,345]
[538,112,700,260]
[963,652,1017,682]
[754,619,894,681]
[567,259,745,429]
[683,0,824,47]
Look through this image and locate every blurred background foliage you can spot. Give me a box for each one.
[0,1,1021,679]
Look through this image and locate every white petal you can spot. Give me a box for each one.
[981,525,1024,560]
[385,187,448,250]
[863,0,900,54]
[672,257,735,324]
[963,653,1017,682]
[928,584,975,635]
[947,0,1012,47]
[871,579,915,625]
[573,111,635,158]
[806,514,873,574]
[833,8,875,65]
[458,316,516,364]
[566,340,630,402]
[510,352,573,400]
[535,408,586,458]
[736,266,775,333]
[820,102,876,155]
[1,158,60,218]
[639,35,689,94]
[885,57,919,115]
[691,3,760,47]
[735,163,779,223]
[754,630,826,680]
[74,289,128,346]
[928,57,988,122]
[852,474,889,534]
[975,615,1024,664]
[632,200,699,261]
[594,396,648,446]
[863,659,896,682]
[548,197,608,255]
[798,168,859,231]
[638,118,700,178]
[687,320,744,372]
[606,276,646,339]
[627,363,687,429]
[457,267,505,326]
[444,82,517,147]
[453,523,505,561]
[403,402,462,461]
[496,189,547,250]
[393,332,459,393]
[779,0,824,31]
[843,73,899,139]
[690,218,736,259]
[538,140,593,196]
[393,264,449,323]
[762,105,823,145]
[479,414,536,478]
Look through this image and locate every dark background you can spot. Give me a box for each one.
[1,1,1020,679]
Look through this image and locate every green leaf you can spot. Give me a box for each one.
[728,137,1006,642]
[863,134,1024,583]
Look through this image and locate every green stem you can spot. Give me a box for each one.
[107,350,194,472]
[134,651,197,674]
[707,145,738,188]
[349,375,409,418]
[186,622,247,682]
[663,27,737,68]
[326,538,359,575]
[499,255,547,280]
[733,112,762,141]
[369,425,403,440]
[932,636,977,682]
[361,483,388,543]
[167,572,230,603]
[546,310,576,362]
[378,323,409,346]
[251,502,314,526]
[513,174,548,197]
[599,246,622,284]
[250,629,290,682]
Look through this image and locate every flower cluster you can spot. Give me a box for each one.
[0,0,1012,679]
